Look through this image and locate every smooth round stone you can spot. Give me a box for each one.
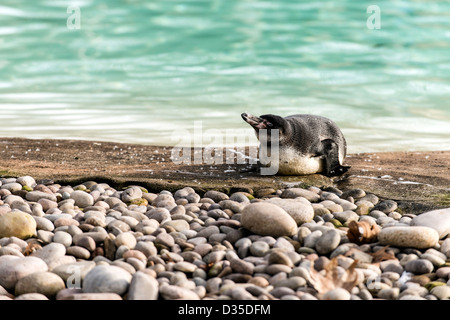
[377,288,400,300]
[83,265,132,295]
[304,230,322,248]
[147,208,170,223]
[281,188,320,202]
[219,200,245,213]
[230,259,254,275]
[66,246,91,260]
[122,187,143,202]
[33,216,55,232]
[249,241,270,257]
[173,261,197,273]
[196,226,220,238]
[16,176,36,188]
[342,189,366,200]
[268,250,293,267]
[373,200,398,213]
[440,238,450,256]
[315,229,341,255]
[31,242,66,267]
[1,182,23,193]
[431,285,450,300]
[436,267,450,279]
[273,276,306,289]
[333,211,359,224]
[411,208,450,239]
[0,256,48,290]
[160,284,200,300]
[0,211,37,239]
[57,291,122,300]
[37,199,58,212]
[73,235,96,252]
[270,286,296,299]
[114,232,137,249]
[174,187,195,200]
[37,230,54,244]
[155,233,175,247]
[264,198,314,224]
[241,202,297,237]
[26,191,57,203]
[229,192,251,204]
[0,247,23,257]
[15,271,65,298]
[378,226,439,249]
[266,264,292,275]
[53,231,72,248]
[380,260,403,275]
[0,210,37,239]
[128,271,159,300]
[70,190,94,208]
[15,293,49,300]
[323,288,351,300]
[0,205,11,215]
[52,261,96,287]
[203,191,229,202]
[421,253,446,268]
[405,259,434,274]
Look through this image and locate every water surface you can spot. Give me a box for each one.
[1,0,450,153]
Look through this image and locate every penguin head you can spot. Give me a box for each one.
[241,113,287,141]
[241,113,285,130]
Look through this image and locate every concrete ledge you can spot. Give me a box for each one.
[0,137,448,213]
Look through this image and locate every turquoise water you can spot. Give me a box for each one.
[1,0,450,153]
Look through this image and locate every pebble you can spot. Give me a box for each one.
[0,256,48,290]
[264,198,314,224]
[26,191,57,202]
[405,259,434,274]
[411,208,450,239]
[249,241,270,257]
[128,271,159,300]
[1,182,23,193]
[70,190,94,208]
[114,232,137,249]
[203,190,229,202]
[322,288,351,300]
[0,176,447,301]
[159,284,200,300]
[83,265,132,295]
[373,200,398,213]
[240,202,297,237]
[0,210,37,239]
[15,293,49,300]
[315,229,341,255]
[14,271,65,298]
[378,226,439,249]
[431,285,450,300]
[281,188,320,202]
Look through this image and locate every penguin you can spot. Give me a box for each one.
[241,112,350,176]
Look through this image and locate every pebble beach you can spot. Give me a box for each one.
[0,175,449,301]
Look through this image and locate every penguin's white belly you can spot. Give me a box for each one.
[277,147,323,175]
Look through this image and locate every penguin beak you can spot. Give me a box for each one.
[241,113,269,129]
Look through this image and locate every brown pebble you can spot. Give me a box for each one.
[122,249,147,262]
[54,218,79,228]
[248,276,269,287]
[73,235,96,252]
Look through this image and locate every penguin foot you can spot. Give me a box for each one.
[326,165,351,177]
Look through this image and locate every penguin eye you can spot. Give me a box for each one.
[264,120,273,128]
